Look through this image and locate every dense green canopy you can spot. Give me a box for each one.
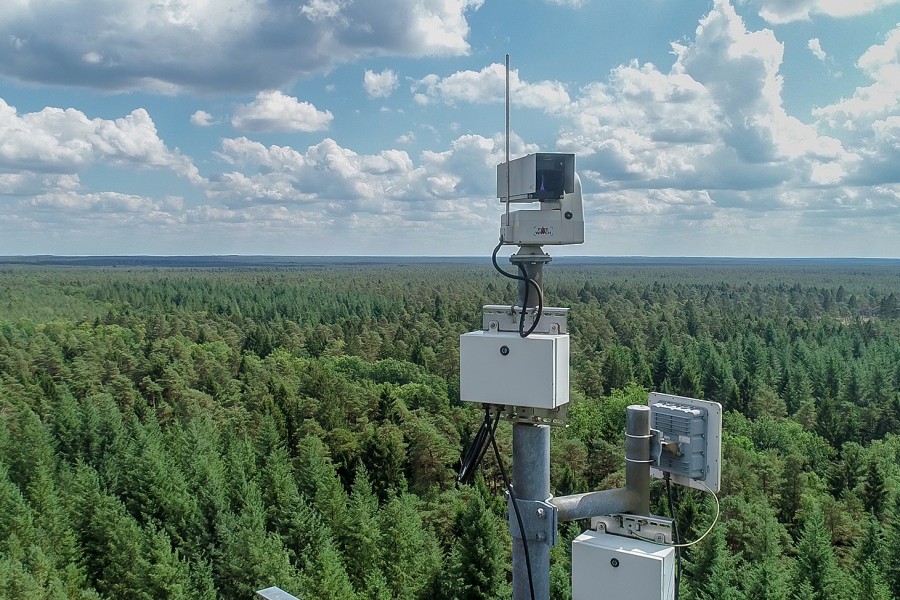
[1,262,900,599]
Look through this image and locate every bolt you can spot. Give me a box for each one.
[536,508,545,519]
[536,532,546,542]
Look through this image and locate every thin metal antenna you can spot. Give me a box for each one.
[505,53,511,223]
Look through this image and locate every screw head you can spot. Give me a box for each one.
[500,345,510,356]
[610,558,620,568]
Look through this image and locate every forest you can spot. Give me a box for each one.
[2,259,900,599]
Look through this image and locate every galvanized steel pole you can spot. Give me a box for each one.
[512,422,552,600]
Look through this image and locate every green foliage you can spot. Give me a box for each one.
[439,484,509,600]
[2,262,900,597]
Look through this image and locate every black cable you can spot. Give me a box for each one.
[491,240,544,338]
[456,415,489,486]
[488,417,536,600]
[476,408,501,477]
[666,474,681,600]
[456,408,502,487]
[516,264,543,337]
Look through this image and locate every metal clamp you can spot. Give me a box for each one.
[592,513,674,544]
[482,304,569,335]
[499,404,568,427]
[507,497,558,546]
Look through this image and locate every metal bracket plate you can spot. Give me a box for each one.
[498,403,568,426]
[507,497,558,546]
[591,513,674,544]
[482,304,569,335]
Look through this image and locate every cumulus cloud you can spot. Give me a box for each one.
[364,69,400,98]
[808,38,826,61]
[231,91,333,133]
[178,131,540,251]
[414,63,571,112]
[812,27,900,184]
[815,26,900,127]
[750,0,899,23]
[556,0,856,201]
[0,98,200,182]
[190,110,215,126]
[0,0,483,93]
[204,131,536,235]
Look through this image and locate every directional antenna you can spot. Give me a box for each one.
[648,392,722,493]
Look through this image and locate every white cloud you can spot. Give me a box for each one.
[82,51,103,64]
[0,98,200,182]
[0,0,483,92]
[204,131,535,234]
[0,173,80,196]
[182,131,541,251]
[231,91,333,133]
[808,38,826,61]
[364,69,399,98]
[555,0,857,212]
[414,63,571,112]
[300,0,346,22]
[28,191,169,215]
[810,26,900,186]
[190,110,215,126]
[751,0,899,23]
[815,26,900,127]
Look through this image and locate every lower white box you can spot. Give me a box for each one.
[572,530,675,600]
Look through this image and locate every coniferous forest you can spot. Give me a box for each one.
[2,259,900,599]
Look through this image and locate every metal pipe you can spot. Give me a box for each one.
[512,423,551,600]
[551,404,652,521]
[510,246,550,311]
[551,487,635,522]
[516,261,544,310]
[625,404,651,516]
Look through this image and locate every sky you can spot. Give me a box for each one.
[0,0,899,257]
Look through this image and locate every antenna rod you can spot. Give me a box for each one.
[505,53,511,224]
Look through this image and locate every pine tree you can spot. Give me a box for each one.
[215,481,305,600]
[883,494,900,598]
[297,534,357,600]
[682,524,742,600]
[296,435,349,532]
[857,560,891,600]
[743,510,789,600]
[379,493,441,600]
[340,465,384,592]
[793,504,845,600]
[450,489,508,600]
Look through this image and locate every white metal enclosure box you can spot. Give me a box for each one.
[459,331,569,409]
[572,529,675,600]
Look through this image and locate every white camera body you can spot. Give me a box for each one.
[497,153,584,246]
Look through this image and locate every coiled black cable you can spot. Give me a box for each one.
[491,240,543,337]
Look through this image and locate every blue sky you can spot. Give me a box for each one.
[0,0,898,257]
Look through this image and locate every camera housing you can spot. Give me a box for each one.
[497,153,584,246]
